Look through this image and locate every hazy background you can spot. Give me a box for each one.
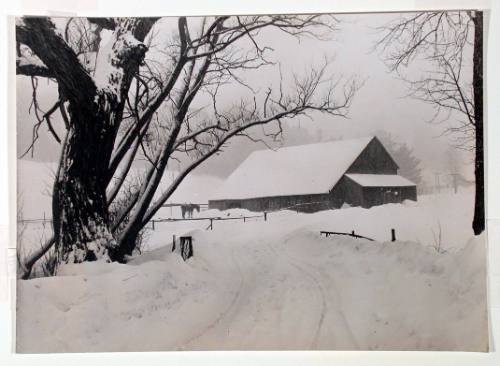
[16,13,475,183]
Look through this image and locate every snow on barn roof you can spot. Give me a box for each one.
[210,136,375,200]
[345,174,416,187]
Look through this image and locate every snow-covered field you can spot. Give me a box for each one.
[16,189,488,352]
[147,191,476,253]
[15,159,488,352]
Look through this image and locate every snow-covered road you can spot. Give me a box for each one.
[180,237,357,350]
[16,197,488,352]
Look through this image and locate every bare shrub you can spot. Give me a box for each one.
[430,221,448,254]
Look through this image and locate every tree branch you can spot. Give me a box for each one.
[16,17,97,103]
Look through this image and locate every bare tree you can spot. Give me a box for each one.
[16,15,359,275]
[375,11,484,235]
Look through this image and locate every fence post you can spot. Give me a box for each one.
[152,220,155,231]
[264,212,267,221]
[172,235,176,252]
[391,229,396,242]
[210,218,213,230]
[243,216,246,223]
[180,236,193,261]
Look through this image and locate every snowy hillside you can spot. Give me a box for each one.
[17,197,487,352]
[16,160,487,352]
[17,218,487,352]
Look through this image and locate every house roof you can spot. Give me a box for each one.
[345,174,416,187]
[210,136,375,200]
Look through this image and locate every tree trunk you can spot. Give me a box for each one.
[115,225,142,261]
[472,11,485,235]
[52,101,118,264]
[16,17,158,269]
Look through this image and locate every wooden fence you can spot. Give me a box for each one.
[18,207,398,243]
[18,212,53,227]
[320,228,397,242]
[151,211,268,231]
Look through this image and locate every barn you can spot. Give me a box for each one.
[208,136,417,212]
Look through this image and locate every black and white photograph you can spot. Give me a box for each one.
[14,10,488,353]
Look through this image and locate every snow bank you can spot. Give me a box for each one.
[278,232,487,351]
[147,190,476,252]
[17,215,487,352]
[16,161,486,352]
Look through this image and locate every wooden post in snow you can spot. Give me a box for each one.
[151,220,155,231]
[172,235,176,252]
[264,212,267,221]
[391,229,396,242]
[209,218,213,230]
[180,236,193,261]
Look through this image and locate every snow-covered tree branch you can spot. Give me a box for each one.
[16,15,359,274]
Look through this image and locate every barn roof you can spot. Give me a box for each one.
[210,136,375,200]
[345,174,416,187]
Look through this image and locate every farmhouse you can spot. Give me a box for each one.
[208,136,417,212]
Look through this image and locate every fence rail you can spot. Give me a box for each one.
[18,218,52,225]
[18,206,396,243]
[161,203,209,207]
[320,228,397,242]
[151,212,268,230]
[320,230,374,241]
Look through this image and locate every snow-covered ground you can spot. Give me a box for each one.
[16,193,488,352]
[16,159,488,352]
[147,191,476,253]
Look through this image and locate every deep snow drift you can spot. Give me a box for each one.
[16,190,488,352]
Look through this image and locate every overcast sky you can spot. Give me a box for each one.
[16,12,475,180]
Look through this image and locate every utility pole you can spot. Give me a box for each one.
[434,172,441,194]
[448,173,459,194]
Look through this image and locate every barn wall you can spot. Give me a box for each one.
[347,137,398,175]
[209,193,335,213]
[210,182,418,212]
[330,176,365,207]
[362,185,417,208]
[405,186,417,201]
[333,176,417,208]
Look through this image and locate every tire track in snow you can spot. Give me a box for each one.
[182,246,245,348]
[265,241,327,349]
[275,240,360,349]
